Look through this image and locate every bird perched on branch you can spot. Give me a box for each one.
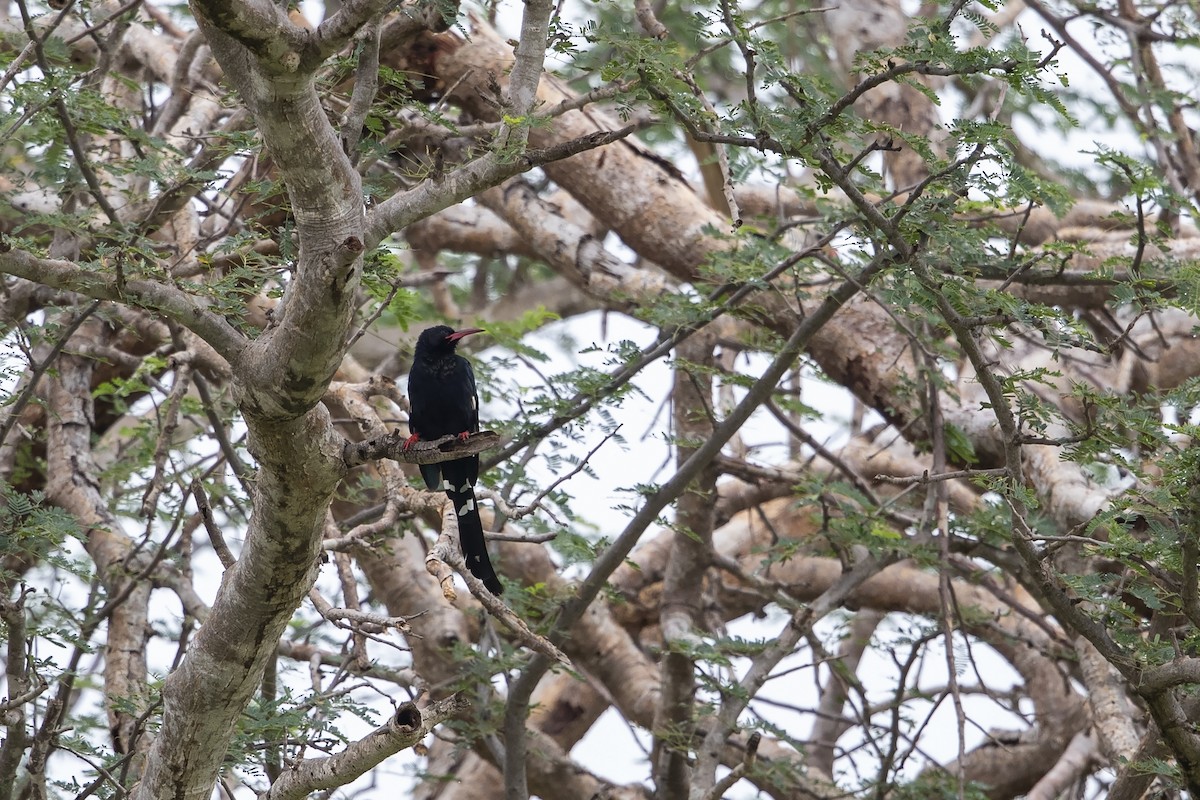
[405,325,502,594]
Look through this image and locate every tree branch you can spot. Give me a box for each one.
[364,126,638,250]
[0,245,247,368]
[188,0,310,68]
[259,695,471,800]
[342,429,502,468]
[315,0,391,59]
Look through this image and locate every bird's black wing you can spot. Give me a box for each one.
[464,355,479,433]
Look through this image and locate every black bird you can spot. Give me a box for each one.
[405,325,502,594]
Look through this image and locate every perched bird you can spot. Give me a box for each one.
[405,325,502,594]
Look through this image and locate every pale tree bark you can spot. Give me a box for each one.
[390,20,726,281]
[45,336,152,779]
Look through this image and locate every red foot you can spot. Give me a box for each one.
[457,431,470,442]
[402,433,420,451]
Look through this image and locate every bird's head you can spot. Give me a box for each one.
[415,325,485,359]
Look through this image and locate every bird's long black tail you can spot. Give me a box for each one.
[431,456,500,594]
[445,483,502,594]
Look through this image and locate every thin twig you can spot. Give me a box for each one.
[141,357,195,518]
[495,426,620,521]
[191,481,236,568]
[701,732,761,800]
[874,467,1007,486]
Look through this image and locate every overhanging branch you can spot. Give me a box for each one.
[259,694,470,800]
[0,243,248,369]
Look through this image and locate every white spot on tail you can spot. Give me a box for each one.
[456,499,476,516]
